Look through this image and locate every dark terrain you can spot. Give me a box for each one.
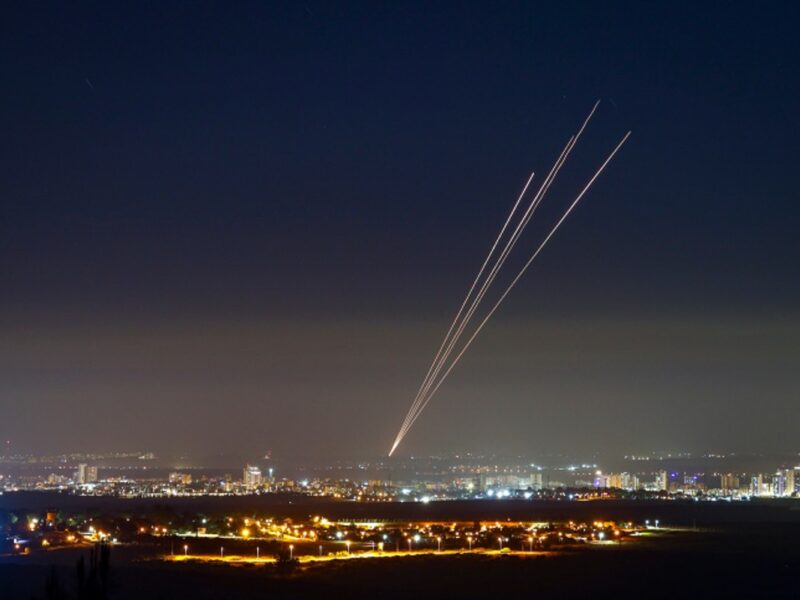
[2,493,798,599]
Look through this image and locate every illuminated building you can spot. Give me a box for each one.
[243,465,263,490]
[750,474,769,496]
[169,472,193,485]
[719,473,739,494]
[595,472,640,491]
[76,463,98,484]
[618,472,640,491]
[655,470,668,492]
[777,468,798,496]
[76,463,89,484]
[479,473,541,492]
[773,469,796,497]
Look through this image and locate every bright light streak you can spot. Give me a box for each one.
[392,126,580,453]
[394,170,537,443]
[394,129,631,448]
[395,133,573,446]
[391,101,603,453]
[396,101,600,444]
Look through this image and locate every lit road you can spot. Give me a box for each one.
[165,548,555,565]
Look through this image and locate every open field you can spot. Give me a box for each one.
[2,526,799,599]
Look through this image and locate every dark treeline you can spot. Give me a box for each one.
[36,543,110,600]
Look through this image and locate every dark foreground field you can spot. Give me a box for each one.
[2,494,799,599]
[3,525,799,599]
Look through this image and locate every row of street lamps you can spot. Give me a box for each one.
[187,535,529,561]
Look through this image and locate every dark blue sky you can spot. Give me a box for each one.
[1,2,798,459]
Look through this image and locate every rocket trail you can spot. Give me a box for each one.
[392,111,593,454]
[398,131,632,445]
[390,130,631,456]
[400,120,580,438]
[393,102,600,450]
[398,136,570,437]
[395,170,536,439]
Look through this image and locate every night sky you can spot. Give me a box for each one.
[2,2,798,461]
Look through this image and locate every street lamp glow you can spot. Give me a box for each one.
[289,544,294,560]
[183,544,188,556]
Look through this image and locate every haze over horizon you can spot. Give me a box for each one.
[2,2,799,460]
